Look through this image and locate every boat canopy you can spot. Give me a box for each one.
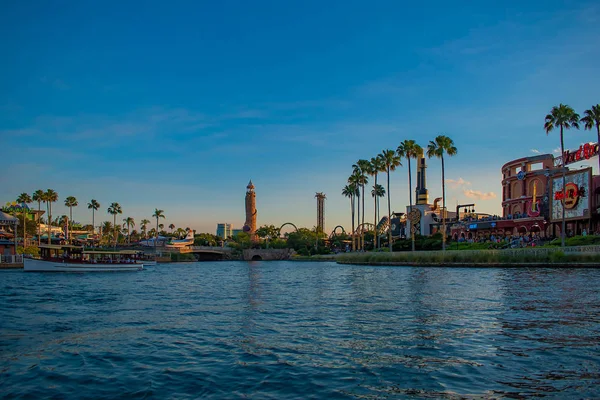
[39,244,83,250]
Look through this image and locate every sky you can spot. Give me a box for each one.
[1,0,600,234]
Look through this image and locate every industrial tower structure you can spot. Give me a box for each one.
[315,192,326,233]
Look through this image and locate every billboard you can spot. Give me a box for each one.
[550,168,591,222]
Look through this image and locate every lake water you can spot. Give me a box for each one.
[1,261,600,399]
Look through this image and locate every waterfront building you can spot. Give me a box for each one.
[405,151,458,239]
[0,211,18,257]
[244,180,257,242]
[451,145,600,241]
[216,223,232,239]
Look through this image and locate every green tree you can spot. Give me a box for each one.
[545,104,580,247]
[256,224,281,248]
[124,216,135,244]
[140,218,150,239]
[152,209,165,250]
[581,104,600,173]
[44,189,58,244]
[64,196,78,233]
[427,135,457,251]
[379,149,402,251]
[397,139,423,252]
[16,193,32,245]
[107,202,123,248]
[32,189,45,245]
[169,223,175,233]
[342,183,359,251]
[87,199,100,234]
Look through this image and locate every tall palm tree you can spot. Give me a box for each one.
[379,149,402,251]
[123,217,135,244]
[64,196,78,233]
[545,104,580,247]
[140,218,150,239]
[427,135,457,251]
[354,159,371,250]
[397,139,423,251]
[87,199,100,234]
[107,203,123,248]
[348,171,364,250]
[169,223,175,234]
[44,189,58,244]
[152,209,165,250]
[371,183,385,249]
[581,104,600,173]
[32,189,44,245]
[16,193,32,246]
[370,155,385,249]
[342,184,359,251]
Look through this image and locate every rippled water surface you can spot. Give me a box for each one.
[2,262,600,399]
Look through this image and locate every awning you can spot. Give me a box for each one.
[0,211,18,225]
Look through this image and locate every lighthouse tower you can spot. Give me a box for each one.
[244,180,257,242]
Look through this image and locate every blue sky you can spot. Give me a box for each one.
[2,0,599,234]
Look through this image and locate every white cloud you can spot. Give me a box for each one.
[531,149,540,154]
[446,177,471,188]
[463,190,497,200]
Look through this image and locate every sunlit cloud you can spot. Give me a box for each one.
[463,190,497,200]
[446,177,471,189]
[531,149,540,154]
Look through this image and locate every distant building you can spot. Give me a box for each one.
[231,229,243,237]
[216,223,232,239]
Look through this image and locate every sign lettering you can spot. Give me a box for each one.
[563,142,600,165]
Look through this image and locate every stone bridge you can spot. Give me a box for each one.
[243,249,295,261]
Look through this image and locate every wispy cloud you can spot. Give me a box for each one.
[464,190,497,200]
[446,177,471,189]
[531,149,540,154]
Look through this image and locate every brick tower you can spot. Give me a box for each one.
[315,192,326,233]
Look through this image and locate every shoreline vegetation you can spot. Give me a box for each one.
[334,246,600,267]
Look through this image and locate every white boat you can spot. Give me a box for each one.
[24,245,143,272]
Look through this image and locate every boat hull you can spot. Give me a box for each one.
[24,258,143,272]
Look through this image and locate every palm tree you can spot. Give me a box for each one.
[581,104,600,173]
[123,217,135,244]
[371,183,386,248]
[107,203,123,248]
[159,224,165,234]
[87,199,100,234]
[342,184,359,251]
[176,227,186,239]
[101,221,113,244]
[32,189,44,245]
[427,135,457,251]
[397,140,423,251]
[545,104,580,247]
[152,209,165,250]
[140,218,150,239]
[64,196,78,233]
[169,223,175,234]
[354,159,371,250]
[16,193,32,246]
[379,149,402,251]
[369,155,385,249]
[44,189,58,244]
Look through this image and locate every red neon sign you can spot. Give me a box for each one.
[563,142,600,165]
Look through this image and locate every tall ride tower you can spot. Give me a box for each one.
[315,192,326,233]
[244,180,257,242]
[415,150,429,205]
